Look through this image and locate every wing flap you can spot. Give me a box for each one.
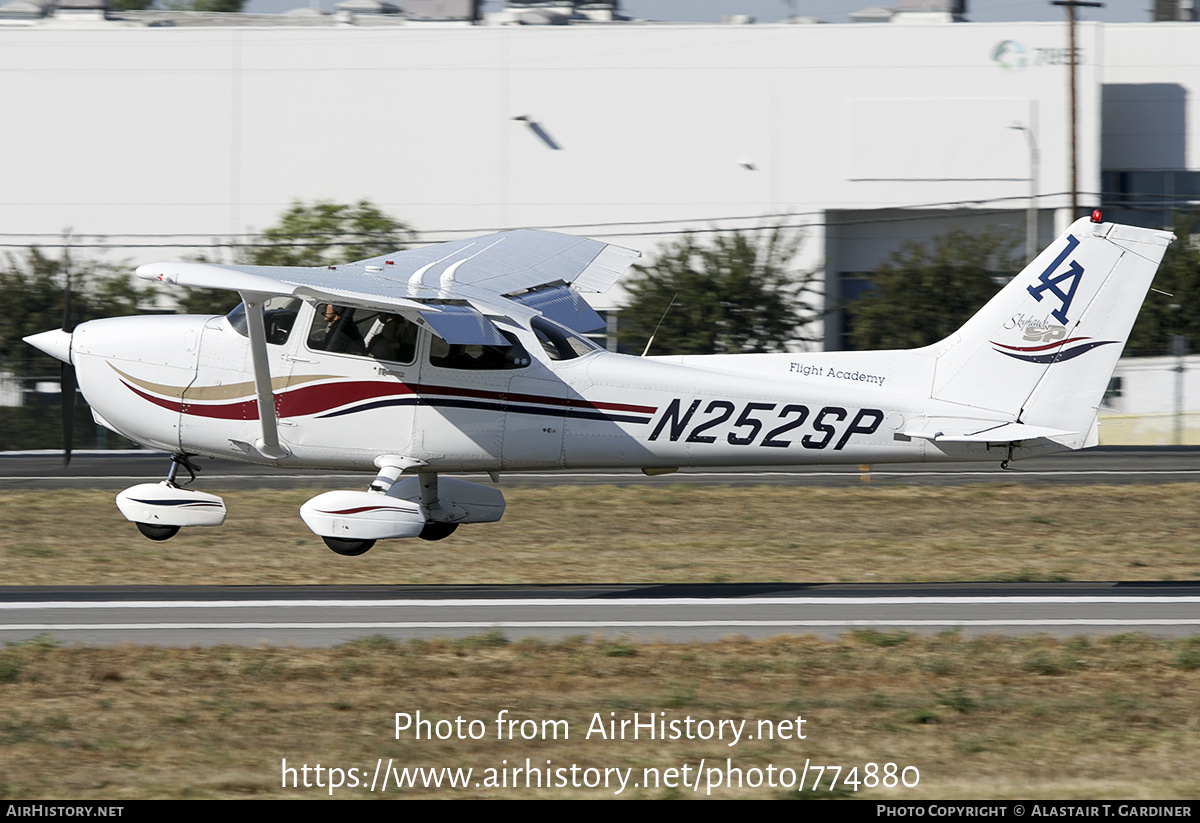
[573,243,642,293]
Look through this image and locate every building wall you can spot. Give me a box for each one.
[0,19,1092,313]
[1099,24,1200,226]
[1099,354,1200,445]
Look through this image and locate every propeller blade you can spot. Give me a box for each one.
[61,258,75,467]
[61,265,74,333]
[61,361,76,469]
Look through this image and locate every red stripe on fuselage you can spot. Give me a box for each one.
[123,382,259,420]
[122,376,657,420]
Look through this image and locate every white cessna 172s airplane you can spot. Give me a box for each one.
[25,212,1174,556]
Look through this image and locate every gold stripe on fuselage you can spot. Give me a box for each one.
[109,364,338,401]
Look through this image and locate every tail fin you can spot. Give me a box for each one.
[929,216,1174,445]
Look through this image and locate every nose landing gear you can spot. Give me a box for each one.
[116,454,227,541]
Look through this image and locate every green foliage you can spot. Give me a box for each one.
[1126,210,1200,357]
[108,0,155,9]
[172,200,416,315]
[161,0,246,11]
[248,199,416,268]
[176,287,241,317]
[0,248,142,451]
[0,404,135,452]
[0,250,63,379]
[0,248,142,378]
[847,228,1020,351]
[619,227,821,356]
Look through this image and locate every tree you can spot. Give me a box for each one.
[248,199,416,268]
[0,248,142,450]
[160,0,247,11]
[847,227,1020,350]
[177,199,417,315]
[0,248,141,378]
[619,227,821,356]
[1125,210,1200,357]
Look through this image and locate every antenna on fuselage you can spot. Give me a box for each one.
[640,293,678,358]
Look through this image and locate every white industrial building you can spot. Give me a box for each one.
[1,2,1198,441]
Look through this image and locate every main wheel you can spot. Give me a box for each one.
[136,522,180,542]
[322,536,375,556]
[418,522,458,541]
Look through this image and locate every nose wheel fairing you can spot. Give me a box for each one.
[115,481,228,531]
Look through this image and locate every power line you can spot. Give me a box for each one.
[0,191,1128,250]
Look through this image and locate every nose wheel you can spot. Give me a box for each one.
[117,454,227,542]
[136,522,181,541]
[322,536,376,556]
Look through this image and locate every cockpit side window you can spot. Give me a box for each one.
[531,316,601,361]
[428,330,531,371]
[307,304,419,364]
[226,297,302,346]
[361,312,419,363]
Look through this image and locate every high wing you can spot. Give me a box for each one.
[134,230,638,459]
[135,230,639,343]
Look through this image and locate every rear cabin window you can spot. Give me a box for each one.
[531,316,600,361]
[428,330,531,371]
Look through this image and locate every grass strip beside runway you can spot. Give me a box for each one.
[1,483,1198,585]
[0,631,1197,799]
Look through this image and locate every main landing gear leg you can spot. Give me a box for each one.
[417,472,458,542]
[1000,443,1016,470]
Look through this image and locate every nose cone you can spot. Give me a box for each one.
[24,329,73,364]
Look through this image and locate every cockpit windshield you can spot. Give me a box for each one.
[225,297,302,345]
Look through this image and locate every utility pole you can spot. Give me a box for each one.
[1052,0,1103,219]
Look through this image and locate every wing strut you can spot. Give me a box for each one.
[240,291,290,460]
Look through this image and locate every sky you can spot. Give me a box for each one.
[241,0,1159,24]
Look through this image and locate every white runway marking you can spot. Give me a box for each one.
[3,595,1199,610]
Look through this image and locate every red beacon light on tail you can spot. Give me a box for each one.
[1091,209,1103,223]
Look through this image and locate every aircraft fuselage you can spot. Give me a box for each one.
[70,301,1047,475]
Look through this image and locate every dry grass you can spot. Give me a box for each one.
[0,633,1197,799]
[1,483,1198,584]
[3,483,1197,799]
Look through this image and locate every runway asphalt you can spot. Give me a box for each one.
[3,446,1199,490]
[2,582,1198,646]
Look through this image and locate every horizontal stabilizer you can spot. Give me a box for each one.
[904,421,1078,443]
